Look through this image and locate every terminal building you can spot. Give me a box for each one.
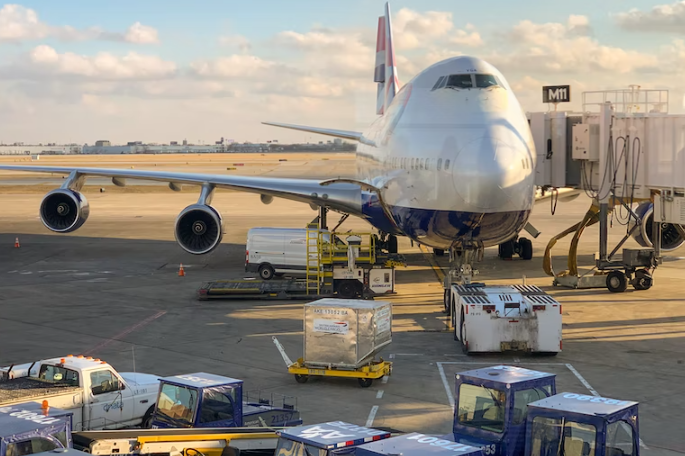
[0,144,82,155]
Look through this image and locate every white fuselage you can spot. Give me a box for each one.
[354,56,536,250]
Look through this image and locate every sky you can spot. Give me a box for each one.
[1,0,685,144]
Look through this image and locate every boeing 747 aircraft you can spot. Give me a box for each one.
[0,3,571,279]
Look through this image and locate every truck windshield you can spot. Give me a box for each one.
[530,416,597,456]
[457,384,506,433]
[274,438,327,456]
[5,436,61,456]
[156,383,198,425]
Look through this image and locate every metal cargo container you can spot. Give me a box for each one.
[303,299,392,369]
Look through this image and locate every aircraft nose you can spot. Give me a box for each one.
[451,135,526,211]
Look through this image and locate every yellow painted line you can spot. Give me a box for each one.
[419,245,445,282]
[206,322,226,326]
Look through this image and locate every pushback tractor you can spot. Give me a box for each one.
[446,284,562,354]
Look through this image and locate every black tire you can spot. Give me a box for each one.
[633,269,653,290]
[258,264,275,280]
[387,235,398,254]
[434,248,445,257]
[443,289,450,314]
[338,280,357,298]
[519,237,533,260]
[460,318,469,354]
[606,271,628,293]
[141,406,155,428]
[499,240,514,260]
[294,374,309,384]
[358,378,373,388]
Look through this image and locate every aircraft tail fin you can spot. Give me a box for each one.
[374,2,399,115]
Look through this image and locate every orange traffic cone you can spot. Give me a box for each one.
[14,237,20,248]
[178,263,185,277]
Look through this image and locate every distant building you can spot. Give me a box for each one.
[95,140,111,147]
[0,144,81,155]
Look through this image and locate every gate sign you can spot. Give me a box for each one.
[542,85,571,103]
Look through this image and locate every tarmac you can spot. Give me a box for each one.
[0,153,684,455]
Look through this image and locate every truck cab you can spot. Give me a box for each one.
[0,355,160,430]
[0,403,73,456]
[525,393,640,456]
[452,365,557,456]
[151,372,302,429]
[275,422,391,456]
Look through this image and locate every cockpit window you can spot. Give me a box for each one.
[446,74,473,89]
[475,74,500,88]
[434,73,505,91]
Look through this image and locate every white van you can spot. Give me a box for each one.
[245,228,337,280]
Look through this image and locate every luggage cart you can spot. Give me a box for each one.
[272,336,392,388]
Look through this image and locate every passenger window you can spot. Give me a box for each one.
[444,159,451,170]
[420,158,425,170]
[445,74,473,89]
[606,421,635,456]
[90,370,120,395]
[38,365,79,386]
[437,158,443,171]
[475,74,500,88]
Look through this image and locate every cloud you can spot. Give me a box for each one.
[0,4,159,44]
[123,22,159,44]
[219,34,251,52]
[492,15,657,75]
[615,1,685,33]
[0,45,177,80]
[189,54,289,78]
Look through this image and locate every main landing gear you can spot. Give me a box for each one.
[498,236,533,261]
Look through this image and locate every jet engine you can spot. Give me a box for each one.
[174,204,224,255]
[630,201,685,252]
[39,189,90,233]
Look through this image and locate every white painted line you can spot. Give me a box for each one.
[376,390,384,399]
[366,406,379,427]
[438,362,566,365]
[393,353,422,356]
[437,362,455,411]
[513,357,520,363]
[565,363,599,396]
[382,375,389,384]
[389,354,395,359]
[566,364,648,450]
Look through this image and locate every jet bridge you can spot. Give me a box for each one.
[528,86,685,292]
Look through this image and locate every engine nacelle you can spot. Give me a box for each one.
[630,201,685,252]
[39,189,90,233]
[174,204,224,255]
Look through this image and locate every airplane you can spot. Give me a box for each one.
[0,2,579,281]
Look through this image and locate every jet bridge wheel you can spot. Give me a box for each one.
[632,269,653,291]
[606,271,628,293]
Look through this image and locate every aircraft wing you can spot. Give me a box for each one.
[0,165,364,215]
[262,122,377,147]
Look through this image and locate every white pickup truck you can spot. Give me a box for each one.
[0,355,161,430]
